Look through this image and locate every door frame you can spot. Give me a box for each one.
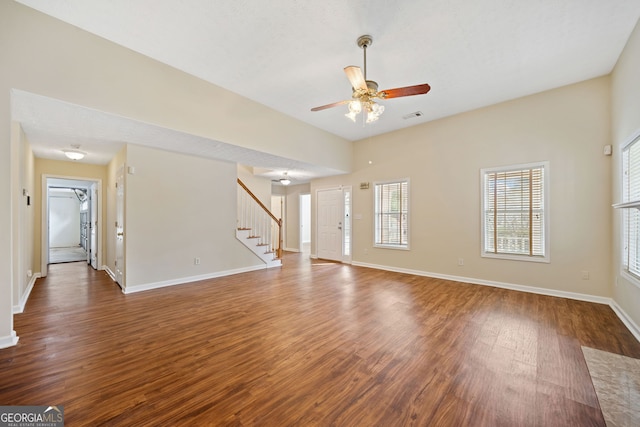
[299,193,311,253]
[41,174,102,276]
[315,185,352,263]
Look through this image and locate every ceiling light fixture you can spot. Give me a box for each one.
[311,35,430,124]
[346,98,385,124]
[280,172,291,186]
[345,36,384,124]
[63,149,86,160]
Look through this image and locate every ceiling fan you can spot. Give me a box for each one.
[271,172,291,186]
[311,35,431,123]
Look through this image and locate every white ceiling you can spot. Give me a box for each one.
[11,0,640,181]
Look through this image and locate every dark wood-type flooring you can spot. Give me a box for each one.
[1,252,639,426]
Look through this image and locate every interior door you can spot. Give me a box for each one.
[317,188,343,261]
[90,183,98,269]
[115,166,125,286]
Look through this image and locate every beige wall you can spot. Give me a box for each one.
[14,125,35,310]
[33,159,109,274]
[124,145,262,290]
[313,76,612,297]
[237,165,272,207]
[612,18,640,327]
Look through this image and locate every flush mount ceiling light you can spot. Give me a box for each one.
[311,35,431,124]
[63,150,85,160]
[63,145,86,160]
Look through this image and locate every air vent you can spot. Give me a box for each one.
[402,111,423,120]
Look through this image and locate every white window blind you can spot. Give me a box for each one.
[374,180,409,249]
[622,137,640,277]
[482,162,548,261]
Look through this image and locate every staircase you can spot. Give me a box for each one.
[236,179,282,268]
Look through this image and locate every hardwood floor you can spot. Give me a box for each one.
[1,253,639,426]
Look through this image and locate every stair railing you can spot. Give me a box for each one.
[237,179,283,259]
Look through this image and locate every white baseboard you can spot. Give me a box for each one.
[0,331,18,349]
[352,261,611,304]
[350,261,640,342]
[284,247,300,253]
[609,300,640,343]
[123,264,267,294]
[13,273,41,314]
[103,265,116,282]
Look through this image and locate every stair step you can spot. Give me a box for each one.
[247,235,260,239]
[237,227,251,231]
[256,243,269,247]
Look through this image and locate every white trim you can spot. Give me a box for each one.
[351,261,640,343]
[351,261,610,304]
[42,175,103,277]
[299,193,311,257]
[373,178,410,250]
[481,252,550,263]
[284,247,301,253]
[315,186,345,262]
[612,201,640,209]
[620,270,640,291]
[609,300,640,343]
[122,264,267,294]
[103,265,116,282]
[0,331,19,349]
[13,272,41,314]
[480,161,550,263]
[619,130,640,287]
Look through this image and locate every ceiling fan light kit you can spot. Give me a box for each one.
[279,172,291,186]
[311,35,431,124]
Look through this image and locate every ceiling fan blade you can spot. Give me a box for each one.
[310,99,350,112]
[344,66,367,91]
[379,84,431,99]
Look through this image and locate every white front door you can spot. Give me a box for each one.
[89,183,98,269]
[115,166,125,287]
[317,188,343,261]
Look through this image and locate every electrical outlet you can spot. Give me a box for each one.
[194,257,200,265]
[458,258,464,266]
[581,270,589,280]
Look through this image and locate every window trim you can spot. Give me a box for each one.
[617,129,640,289]
[480,161,550,263]
[373,178,410,250]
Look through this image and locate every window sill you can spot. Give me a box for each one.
[481,252,550,263]
[374,244,410,251]
[613,201,640,209]
[620,269,640,291]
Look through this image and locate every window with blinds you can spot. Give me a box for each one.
[481,162,549,262]
[622,135,640,278]
[374,179,409,249]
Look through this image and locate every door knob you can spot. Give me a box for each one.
[117,232,124,237]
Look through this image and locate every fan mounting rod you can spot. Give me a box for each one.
[357,35,373,80]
